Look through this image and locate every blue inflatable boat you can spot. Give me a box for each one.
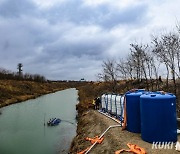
[47,118,61,126]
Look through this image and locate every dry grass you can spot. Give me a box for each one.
[0,80,78,108]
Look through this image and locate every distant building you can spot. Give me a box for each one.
[80,78,86,82]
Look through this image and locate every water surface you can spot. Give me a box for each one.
[0,88,78,154]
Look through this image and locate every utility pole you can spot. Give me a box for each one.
[17,63,23,76]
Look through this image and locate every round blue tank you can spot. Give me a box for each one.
[140,93,177,143]
[125,89,146,133]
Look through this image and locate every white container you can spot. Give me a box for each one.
[107,94,112,112]
[101,94,124,119]
[111,94,118,114]
[101,94,106,109]
[118,95,124,118]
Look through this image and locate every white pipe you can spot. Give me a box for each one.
[85,124,121,154]
[177,129,180,134]
[175,118,180,134]
[98,110,121,125]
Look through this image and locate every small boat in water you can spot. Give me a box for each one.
[47,118,61,126]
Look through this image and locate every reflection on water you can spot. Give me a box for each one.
[0,88,78,154]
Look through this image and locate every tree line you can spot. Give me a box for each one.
[99,25,180,94]
[0,63,46,82]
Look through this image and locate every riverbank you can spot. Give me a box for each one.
[70,110,179,154]
[70,81,180,154]
[0,80,80,108]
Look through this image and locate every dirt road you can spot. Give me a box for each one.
[70,110,179,154]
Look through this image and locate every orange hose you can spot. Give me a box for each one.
[115,143,147,154]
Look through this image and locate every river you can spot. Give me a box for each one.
[0,88,78,154]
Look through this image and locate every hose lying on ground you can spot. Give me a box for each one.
[84,125,121,154]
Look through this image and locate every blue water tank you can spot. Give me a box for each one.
[125,89,146,133]
[140,93,177,143]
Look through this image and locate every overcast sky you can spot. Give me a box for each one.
[0,0,179,81]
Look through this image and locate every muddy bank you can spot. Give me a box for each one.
[70,110,179,154]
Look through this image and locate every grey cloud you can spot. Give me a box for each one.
[32,55,102,80]
[0,0,37,18]
[30,38,112,67]
[0,0,176,80]
[44,38,112,58]
[100,4,149,28]
[46,0,149,28]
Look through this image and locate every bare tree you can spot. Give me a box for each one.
[98,59,118,91]
[176,24,180,76]
[130,43,149,89]
[117,56,133,80]
[144,51,157,90]
[117,59,128,79]
[152,32,180,93]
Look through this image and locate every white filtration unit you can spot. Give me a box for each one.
[111,94,117,114]
[101,94,106,109]
[101,94,124,118]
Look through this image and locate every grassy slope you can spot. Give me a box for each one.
[0,80,76,108]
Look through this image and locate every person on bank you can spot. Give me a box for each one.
[92,98,96,109]
[93,97,101,110]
